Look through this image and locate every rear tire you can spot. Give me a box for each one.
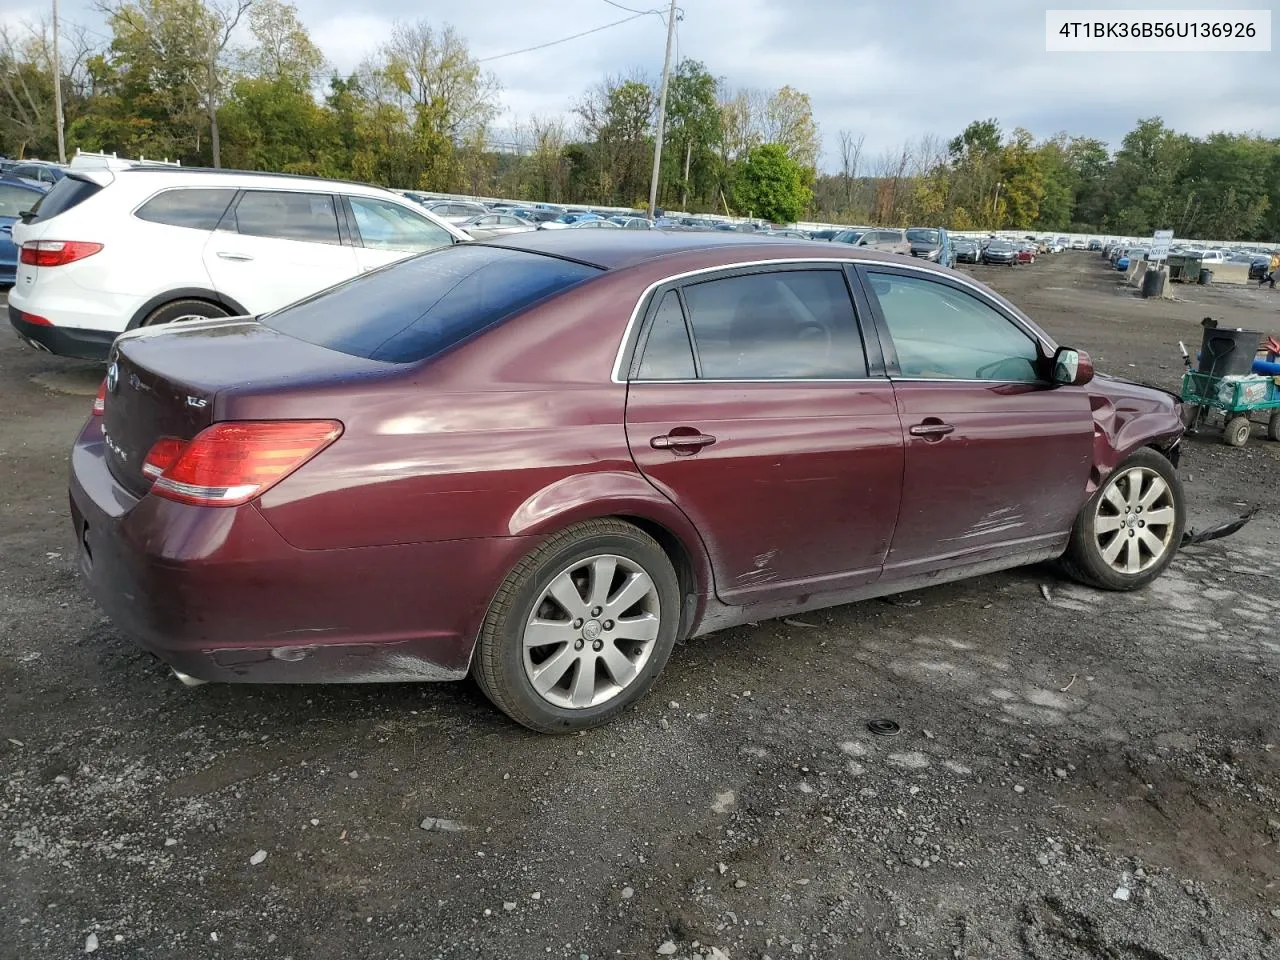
[472,519,682,733]
[1223,416,1251,447]
[1061,448,1185,591]
[140,299,230,327]
[1268,411,1280,442]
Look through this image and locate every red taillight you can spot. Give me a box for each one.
[18,310,52,326]
[148,420,342,507]
[92,379,106,415]
[20,240,103,267]
[141,436,187,479]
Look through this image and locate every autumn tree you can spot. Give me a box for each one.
[762,85,819,170]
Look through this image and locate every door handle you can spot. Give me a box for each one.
[909,420,955,440]
[651,432,717,452]
[216,252,254,262]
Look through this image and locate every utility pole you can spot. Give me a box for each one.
[646,0,678,219]
[52,0,66,164]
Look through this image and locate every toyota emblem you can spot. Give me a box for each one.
[105,362,119,393]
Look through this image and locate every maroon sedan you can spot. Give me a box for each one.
[70,232,1185,732]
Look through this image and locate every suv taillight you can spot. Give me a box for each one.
[20,240,103,267]
[145,421,342,507]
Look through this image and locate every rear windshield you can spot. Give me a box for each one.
[263,245,601,363]
[26,174,101,222]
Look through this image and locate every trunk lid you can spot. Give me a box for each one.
[102,318,393,499]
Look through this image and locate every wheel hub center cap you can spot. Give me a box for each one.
[582,619,603,641]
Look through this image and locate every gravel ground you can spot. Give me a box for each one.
[2,254,1278,960]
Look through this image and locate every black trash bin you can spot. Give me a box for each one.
[1197,327,1260,377]
[1198,268,1214,284]
[1141,266,1167,298]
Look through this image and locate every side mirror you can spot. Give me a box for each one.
[1052,346,1094,386]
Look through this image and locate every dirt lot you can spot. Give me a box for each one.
[2,253,1278,960]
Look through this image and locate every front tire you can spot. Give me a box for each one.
[472,519,682,733]
[1061,448,1185,591]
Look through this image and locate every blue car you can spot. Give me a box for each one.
[0,176,47,286]
[7,161,65,188]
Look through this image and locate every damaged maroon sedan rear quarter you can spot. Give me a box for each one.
[69,231,1185,732]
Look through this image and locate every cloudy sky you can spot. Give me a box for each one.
[9,0,1278,169]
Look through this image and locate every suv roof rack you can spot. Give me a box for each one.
[69,149,181,171]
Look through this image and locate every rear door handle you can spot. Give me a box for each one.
[909,421,955,439]
[216,252,254,262]
[651,432,717,452]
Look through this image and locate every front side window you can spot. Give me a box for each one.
[135,188,236,230]
[233,191,340,244]
[679,270,867,379]
[866,272,1040,382]
[349,196,455,252]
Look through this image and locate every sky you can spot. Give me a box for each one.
[6,0,1278,171]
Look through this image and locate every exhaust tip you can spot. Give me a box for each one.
[172,668,208,687]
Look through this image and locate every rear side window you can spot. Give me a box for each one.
[135,188,236,230]
[25,175,101,222]
[348,196,454,252]
[232,190,340,244]
[262,245,601,363]
[636,292,695,380]
[679,270,867,379]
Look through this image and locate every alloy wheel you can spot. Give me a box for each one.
[522,554,661,709]
[1093,466,1177,575]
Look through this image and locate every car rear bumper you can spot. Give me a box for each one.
[10,304,116,360]
[69,422,528,684]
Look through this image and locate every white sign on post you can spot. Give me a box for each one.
[1150,229,1174,262]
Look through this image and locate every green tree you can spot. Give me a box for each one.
[732,142,812,223]
[661,59,721,209]
[88,0,249,165]
[997,128,1045,228]
[1178,133,1273,238]
[1103,117,1191,234]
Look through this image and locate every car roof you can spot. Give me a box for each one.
[482,229,925,271]
[113,166,410,198]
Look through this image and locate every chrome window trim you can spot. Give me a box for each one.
[610,256,1053,384]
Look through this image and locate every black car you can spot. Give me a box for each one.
[982,239,1016,265]
[953,239,980,263]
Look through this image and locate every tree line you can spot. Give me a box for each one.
[2,2,1277,238]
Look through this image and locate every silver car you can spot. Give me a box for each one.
[459,213,537,241]
[423,200,490,224]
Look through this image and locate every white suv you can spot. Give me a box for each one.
[8,164,468,360]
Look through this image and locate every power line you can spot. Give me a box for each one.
[477,13,654,63]
[599,0,659,14]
